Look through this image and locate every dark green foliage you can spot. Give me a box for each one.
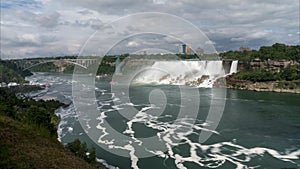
[66,139,97,164]
[97,62,115,75]
[279,65,300,81]
[63,64,75,73]
[0,115,101,169]
[88,146,97,164]
[0,60,32,83]
[0,143,17,169]
[276,81,300,89]
[176,54,199,59]
[235,65,300,82]
[0,88,64,137]
[29,62,59,72]
[220,43,300,61]
[96,55,127,75]
[219,50,257,60]
[67,139,82,156]
[235,69,277,82]
[0,60,32,77]
[24,55,77,60]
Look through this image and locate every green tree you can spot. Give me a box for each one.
[87,146,96,164]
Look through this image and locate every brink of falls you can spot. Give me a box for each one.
[132,60,238,88]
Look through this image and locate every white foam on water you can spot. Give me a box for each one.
[96,158,120,169]
[67,127,73,132]
[96,112,115,145]
[95,99,300,169]
[28,72,299,169]
[55,104,77,142]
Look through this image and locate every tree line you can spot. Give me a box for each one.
[0,89,64,138]
[220,43,300,61]
[234,64,300,82]
[0,60,32,83]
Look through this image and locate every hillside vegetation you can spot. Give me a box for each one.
[234,65,300,82]
[0,88,106,169]
[0,115,99,169]
[0,61,32,83]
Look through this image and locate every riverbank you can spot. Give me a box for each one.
[0,86,106,169]
[226,79,300,94]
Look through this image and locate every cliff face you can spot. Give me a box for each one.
[237,60,299,71]
[226,59,300,94]
[227,80,300,94]
[222,60,233,74]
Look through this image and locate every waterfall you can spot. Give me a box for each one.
[133,60,226,88]
[229,60,238,74]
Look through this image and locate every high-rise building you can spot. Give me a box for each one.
[182,44,187,54]
[186,45,191,55]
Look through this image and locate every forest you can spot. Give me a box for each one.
[0,60,32,83]
[234,64,300,82]
[219,43,300,61]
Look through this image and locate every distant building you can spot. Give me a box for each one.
[186,45,191,55]
[182,44,187,54]
[196,47,204,55]
[239,46,251,52]
[181,44,192,55]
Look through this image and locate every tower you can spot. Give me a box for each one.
[186,45,191,55]
[182,44,187,54]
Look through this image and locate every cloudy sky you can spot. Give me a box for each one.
[0,0,299,59]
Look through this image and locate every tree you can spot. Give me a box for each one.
[66,139,82,156]
[87,146,96,164]
[66,139,97,164]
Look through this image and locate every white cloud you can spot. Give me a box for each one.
[127,41,139,47]
[153,0,167,5]
[205,40,216,45]
[20,34,41,44]
[0,0,299,58]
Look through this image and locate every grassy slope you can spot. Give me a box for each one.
[0,115,100,169]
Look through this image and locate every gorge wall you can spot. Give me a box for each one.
[234,60,299,71]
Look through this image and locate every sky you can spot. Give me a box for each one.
[0,0,299,59]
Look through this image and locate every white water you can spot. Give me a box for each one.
[95,99,300,169]
[230,60,238,74]
[25,72,300,169]
[133,60,226,88]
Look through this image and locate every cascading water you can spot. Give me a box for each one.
[229,60,238,74]
[133,60,227,88]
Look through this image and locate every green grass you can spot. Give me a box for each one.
[0,115,103,169]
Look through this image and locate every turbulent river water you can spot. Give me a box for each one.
[26,72,300,169]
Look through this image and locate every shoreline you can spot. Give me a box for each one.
[26,72,300,95]
[226,80,300,94]
[23,77,110,169]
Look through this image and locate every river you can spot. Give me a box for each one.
[26,72,300,169]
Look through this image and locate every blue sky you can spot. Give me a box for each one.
[0,0,42,9]
[0,0,299,59]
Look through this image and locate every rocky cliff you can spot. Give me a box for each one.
[237,60,299,71]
